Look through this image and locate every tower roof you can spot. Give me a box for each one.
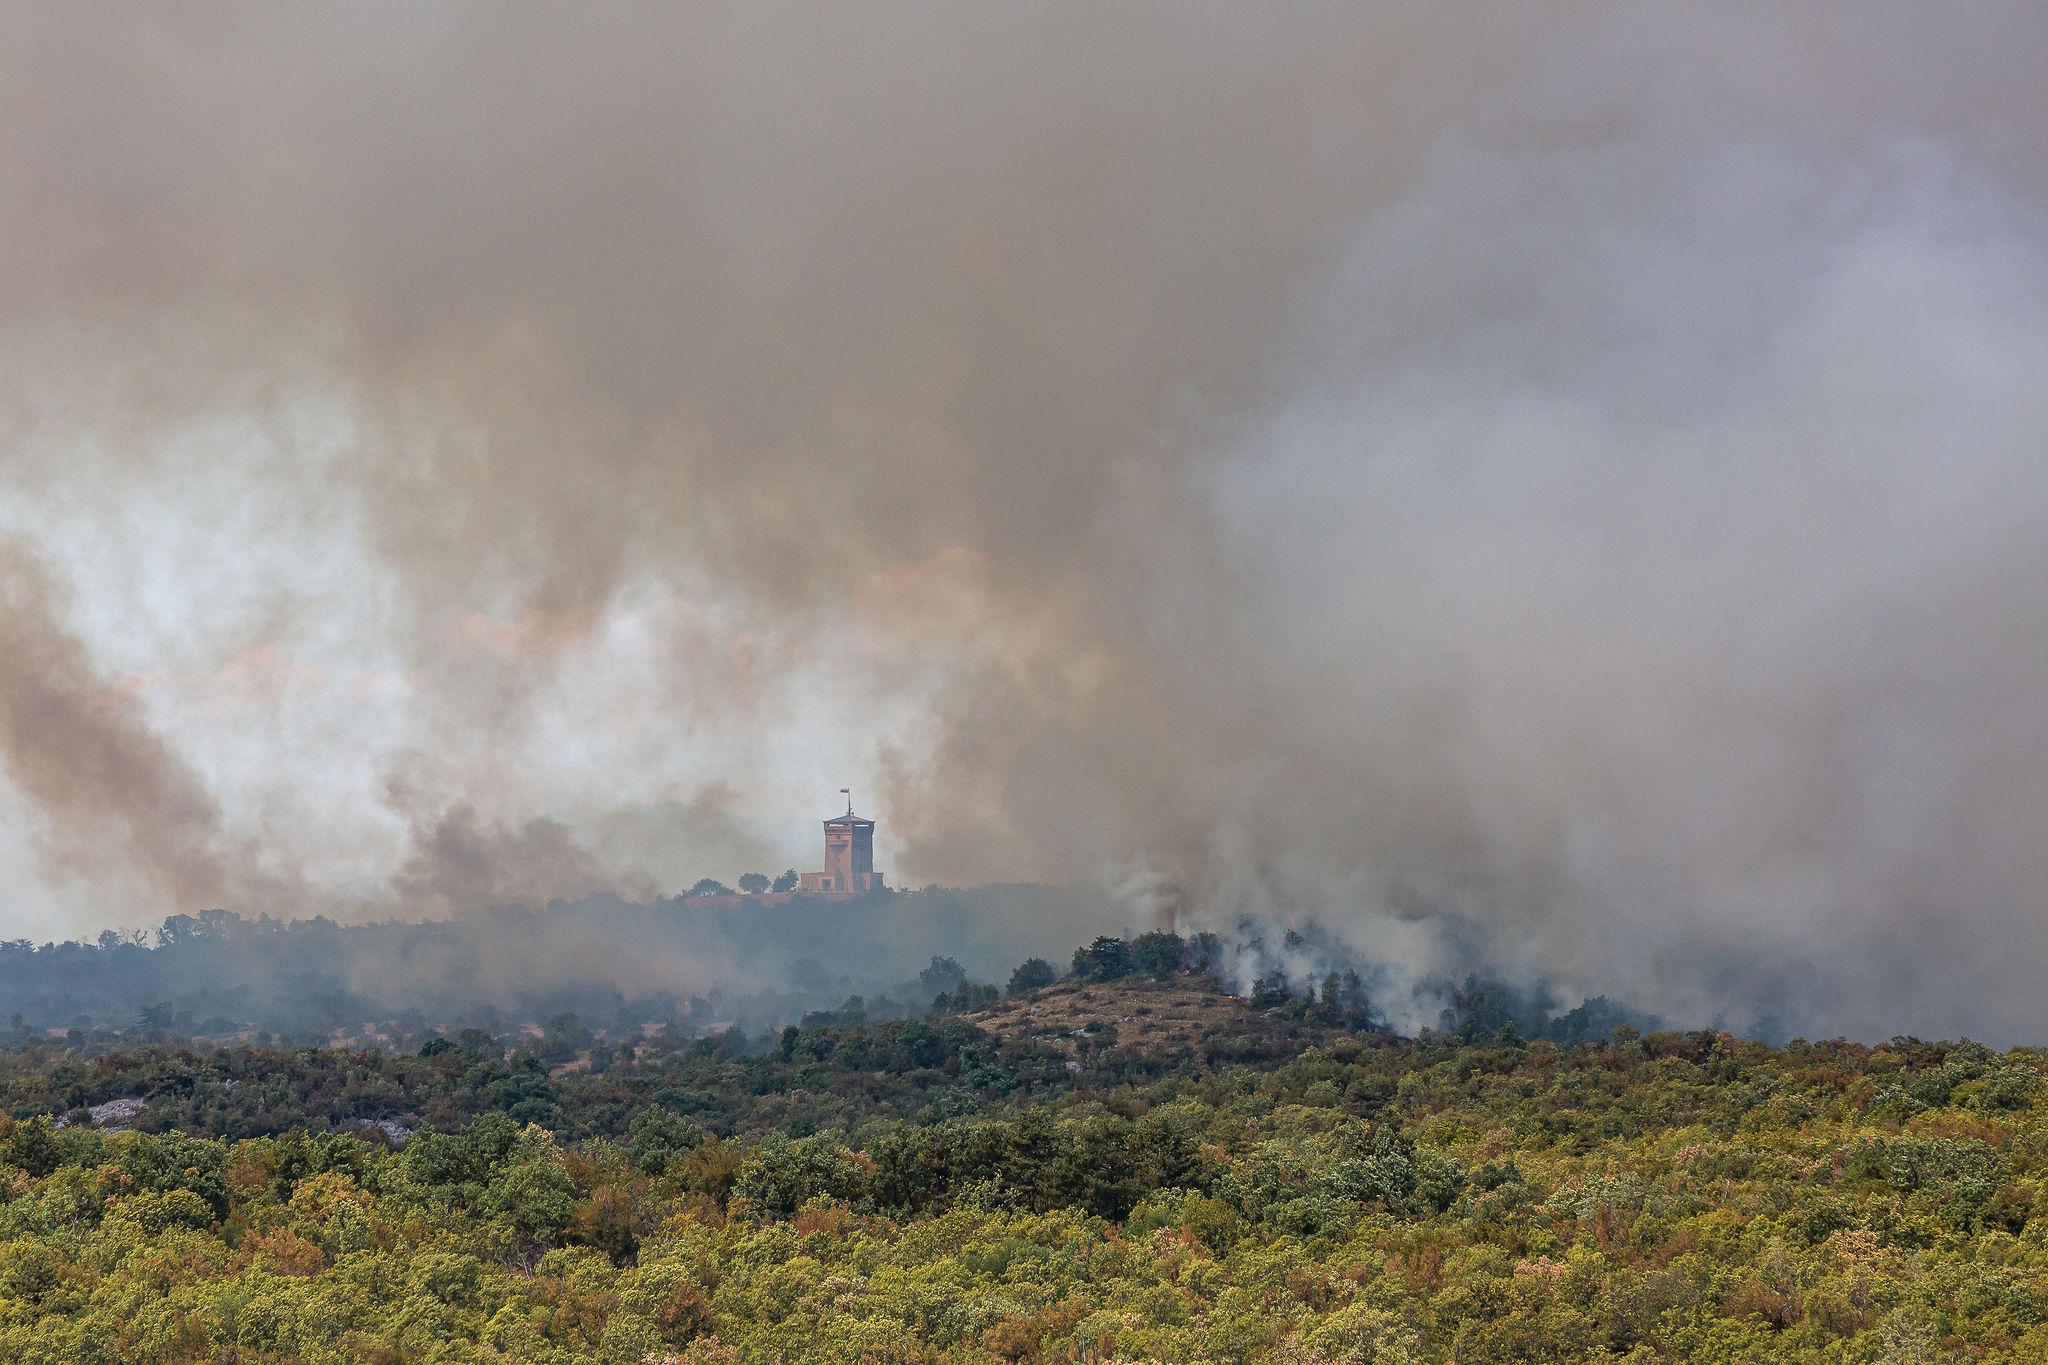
[824,811,873,827]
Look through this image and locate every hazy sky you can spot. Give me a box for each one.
[3,4,2047,1039]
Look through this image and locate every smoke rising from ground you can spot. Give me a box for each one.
[3,6,2048,1040]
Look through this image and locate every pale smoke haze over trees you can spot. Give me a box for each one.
[0,892,1657,1050]
[0,888,1119,1043]
[0,6,2045,1041]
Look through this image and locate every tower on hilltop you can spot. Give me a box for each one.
[799,789,885,895]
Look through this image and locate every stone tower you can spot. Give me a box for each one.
[799,790,885,894]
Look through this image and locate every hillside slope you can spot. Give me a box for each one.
[964,978,1344,1063]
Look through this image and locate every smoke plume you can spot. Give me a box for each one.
[3,5,2047,1040]
[0,538,293,912]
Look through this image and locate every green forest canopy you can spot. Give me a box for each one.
[0,928,2041,1362]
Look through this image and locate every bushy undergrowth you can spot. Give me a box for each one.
[0,1026,2045,1361]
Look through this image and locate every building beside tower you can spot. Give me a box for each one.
[799,792,885,895]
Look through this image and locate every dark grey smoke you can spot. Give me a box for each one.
[387,795,644,918]
[0,538,293,912]
[3,5,2048,1040]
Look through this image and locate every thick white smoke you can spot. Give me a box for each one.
[1,5,2045,1040]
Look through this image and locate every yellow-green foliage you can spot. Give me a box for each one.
[1,1033,2046,1361]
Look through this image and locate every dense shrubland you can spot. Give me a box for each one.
[1,1009,2046,1361]
[0,926,1647,1149]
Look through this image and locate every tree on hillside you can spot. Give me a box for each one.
[1007,957,1057,994]
[687,878,733,898]
[771,869,799,893]
[918,957,966,998]
[1071,936,1137,982]
[932,981,998,1014]
[535,1013,592,1065]
[737,872,771,894]
[1316,969,1373,1027]
[1251,973,1290,1009]
[1131,931,1187,980]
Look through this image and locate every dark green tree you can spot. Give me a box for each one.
[1006,957,1057,993]
[1131,931,1187,980]
[918,956,966,998]
[1072,936,1137,982]
[627,1107,704,1174]
[1250,973,1290,1009]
